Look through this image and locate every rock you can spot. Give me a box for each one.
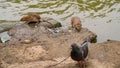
[7,24,51,44]
[87,59,115,68]
[40,17,62,28]
[0,17,62,33]
[0,23,98,68]
[68,30,72,33]
[23,39,31,44]
[89,41,120,67]
[0,22,22,33]
[116,51,120,55]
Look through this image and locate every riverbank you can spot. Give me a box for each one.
[2,40,119,68]
[0,22,97,68]
[0,23,120,68]
[0,22,120,68]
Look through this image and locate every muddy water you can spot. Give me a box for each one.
[0,0,120,42]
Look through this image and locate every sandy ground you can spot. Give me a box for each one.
[0,24,120,68]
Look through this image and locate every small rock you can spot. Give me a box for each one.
[116,51,120,55]
[68,30,72,33]
[24,39,31,44]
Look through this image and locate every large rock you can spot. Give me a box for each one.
[40,17,62,28]
[0,22,20,33]
[0,18,62,33]
[0,23,97,68]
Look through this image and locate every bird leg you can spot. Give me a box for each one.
[76,61,86,68]
[76,61,82,68]
[81,61,85,68]
[76,61,81,65]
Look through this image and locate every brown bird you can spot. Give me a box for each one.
[71,16,82,32]
[20,13,41,24]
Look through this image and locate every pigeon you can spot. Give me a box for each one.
[71,16,82,32]
[70,40,90,68]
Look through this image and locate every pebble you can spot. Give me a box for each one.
[116,51,120,55]
[68,30,72,33]
[24,39,31,44]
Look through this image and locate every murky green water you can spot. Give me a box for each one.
[0,0,120,42]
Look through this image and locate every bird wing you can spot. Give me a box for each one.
[80,41,89,59]
[82,44,88,59]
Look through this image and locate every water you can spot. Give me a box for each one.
[0,0,120,42]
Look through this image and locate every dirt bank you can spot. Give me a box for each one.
[1,24,120,68]
[0,40,119,68]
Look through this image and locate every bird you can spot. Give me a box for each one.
[20,13,41,24]
[71,16,82,32]
[70,40,90,68]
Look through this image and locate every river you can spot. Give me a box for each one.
[0,0,120,42]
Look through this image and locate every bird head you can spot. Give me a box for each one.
[71,43,79,50]
[20,15,30,21]
[74,23,82,32]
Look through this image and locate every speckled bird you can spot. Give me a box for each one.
[71,16,82,32]
[20,13,41,23]
[71,40,90,68]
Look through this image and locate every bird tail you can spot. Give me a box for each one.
[81,38,91,47]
